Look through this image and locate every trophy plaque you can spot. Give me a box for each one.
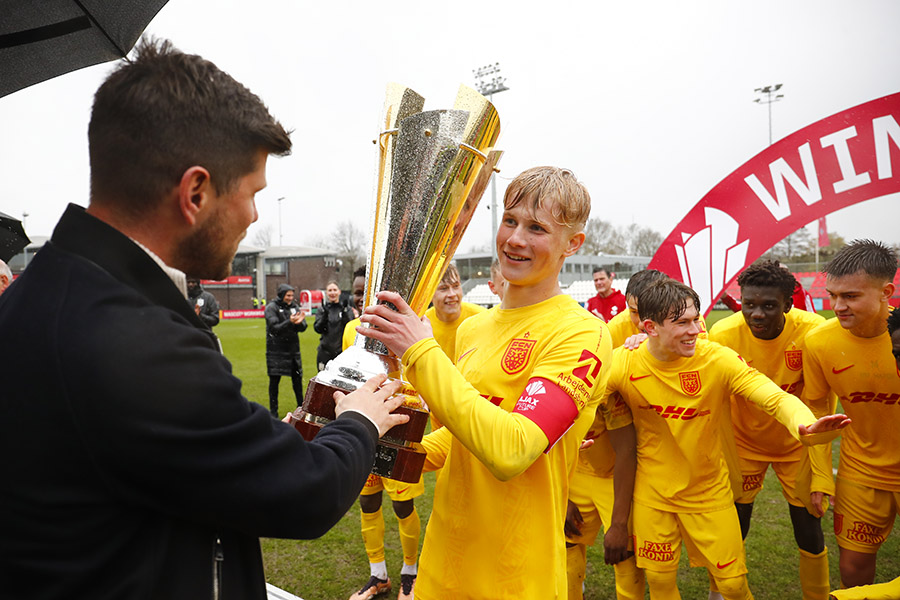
[290,83,502,482]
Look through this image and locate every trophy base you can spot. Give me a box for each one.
[303,377,429,444]
[289,413,427,483]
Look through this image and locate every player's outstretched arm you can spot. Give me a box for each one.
[604,423,636,565]
[359,291,562,481]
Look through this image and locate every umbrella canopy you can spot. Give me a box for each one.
[0,211,30,263]
[0,0,169,98]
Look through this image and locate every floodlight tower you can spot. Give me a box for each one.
[473,62,509,263]
[277,196,284,246]
[753,83,784,146]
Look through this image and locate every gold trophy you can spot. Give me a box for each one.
[290,83,502,482]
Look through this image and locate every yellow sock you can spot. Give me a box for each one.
[360,507,385,564]
[613,555,646,600]
[645,569,682,600]
[711,574,753,600]
[397,507,421,567]
[799,547,829,600]
[565,543,586,600]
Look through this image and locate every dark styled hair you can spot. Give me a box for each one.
[825,240,898,282]
[593,267,610,277]
[637,279,700,324]
[887,308,900,336]
[440,264,460,286]
[625,269,669,300]
[88,37,292,220]
[737,260,797,301]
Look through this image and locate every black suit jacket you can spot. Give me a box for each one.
[0,204,377,600]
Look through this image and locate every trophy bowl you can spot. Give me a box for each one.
[290,83,501,483]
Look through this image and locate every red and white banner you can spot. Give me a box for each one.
[201,276,253,286]
[222,309,265,319]
[650,92,900,315]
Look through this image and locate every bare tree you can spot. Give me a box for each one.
[580,218,627,255]
[252,224,273,248]
[765,227,815,262]
[319,220,369,287]
[623,223,664,256]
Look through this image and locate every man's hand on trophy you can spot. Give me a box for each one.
[358,291,433,357]
[333,374,410,437]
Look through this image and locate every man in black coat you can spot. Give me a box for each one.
[0,39,408,600]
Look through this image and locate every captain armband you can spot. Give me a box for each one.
[511,377,578,453]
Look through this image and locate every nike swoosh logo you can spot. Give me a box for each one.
[629,374,651,381]
[832,365,854,374]
[457,347,477,362]
[717,558,737,569]
[396,487,410,495]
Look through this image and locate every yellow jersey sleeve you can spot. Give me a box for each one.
[342,317,361,351]
[421,424,453,472]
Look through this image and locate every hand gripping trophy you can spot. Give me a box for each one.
[290,83,502,482]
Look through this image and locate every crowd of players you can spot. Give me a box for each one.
[342,163,898,600]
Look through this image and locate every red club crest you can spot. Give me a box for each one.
[679,371,702,395]
[785,350,803,371]
[501,338,537,375]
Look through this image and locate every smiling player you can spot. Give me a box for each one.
[801,240,900,589]
[359,166,612,599]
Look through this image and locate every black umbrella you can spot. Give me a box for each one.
[0,0,169,99]
[0,211,30,263]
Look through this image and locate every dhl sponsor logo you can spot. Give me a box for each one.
[637,541,675,562]
[846,391,900,405]
[638,404,711,420]
[846,521,886,545]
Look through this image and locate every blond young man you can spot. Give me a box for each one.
[359,166,612,599]
[802,240,900,589]
[709,261,831,600]
[602,279,849,600]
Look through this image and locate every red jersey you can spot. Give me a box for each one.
[586,289,627,322]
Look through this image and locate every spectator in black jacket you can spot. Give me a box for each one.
[186,277,220,327]
[314,280,354,370]
[0,38,409,600]
[266,283,308,416]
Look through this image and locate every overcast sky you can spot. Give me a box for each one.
[2,0,898,254]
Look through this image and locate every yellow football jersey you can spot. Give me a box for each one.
[803,318,900,492]
[342,317,361,351]
[602,339,818,512]
[606,309,640,348]
[424,301,486,360]
[403,293,613,600]
[709,308,826,462]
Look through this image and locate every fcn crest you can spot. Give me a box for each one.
[785,350,803,371]
[501,338,537,375]
[679,371,702,395]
